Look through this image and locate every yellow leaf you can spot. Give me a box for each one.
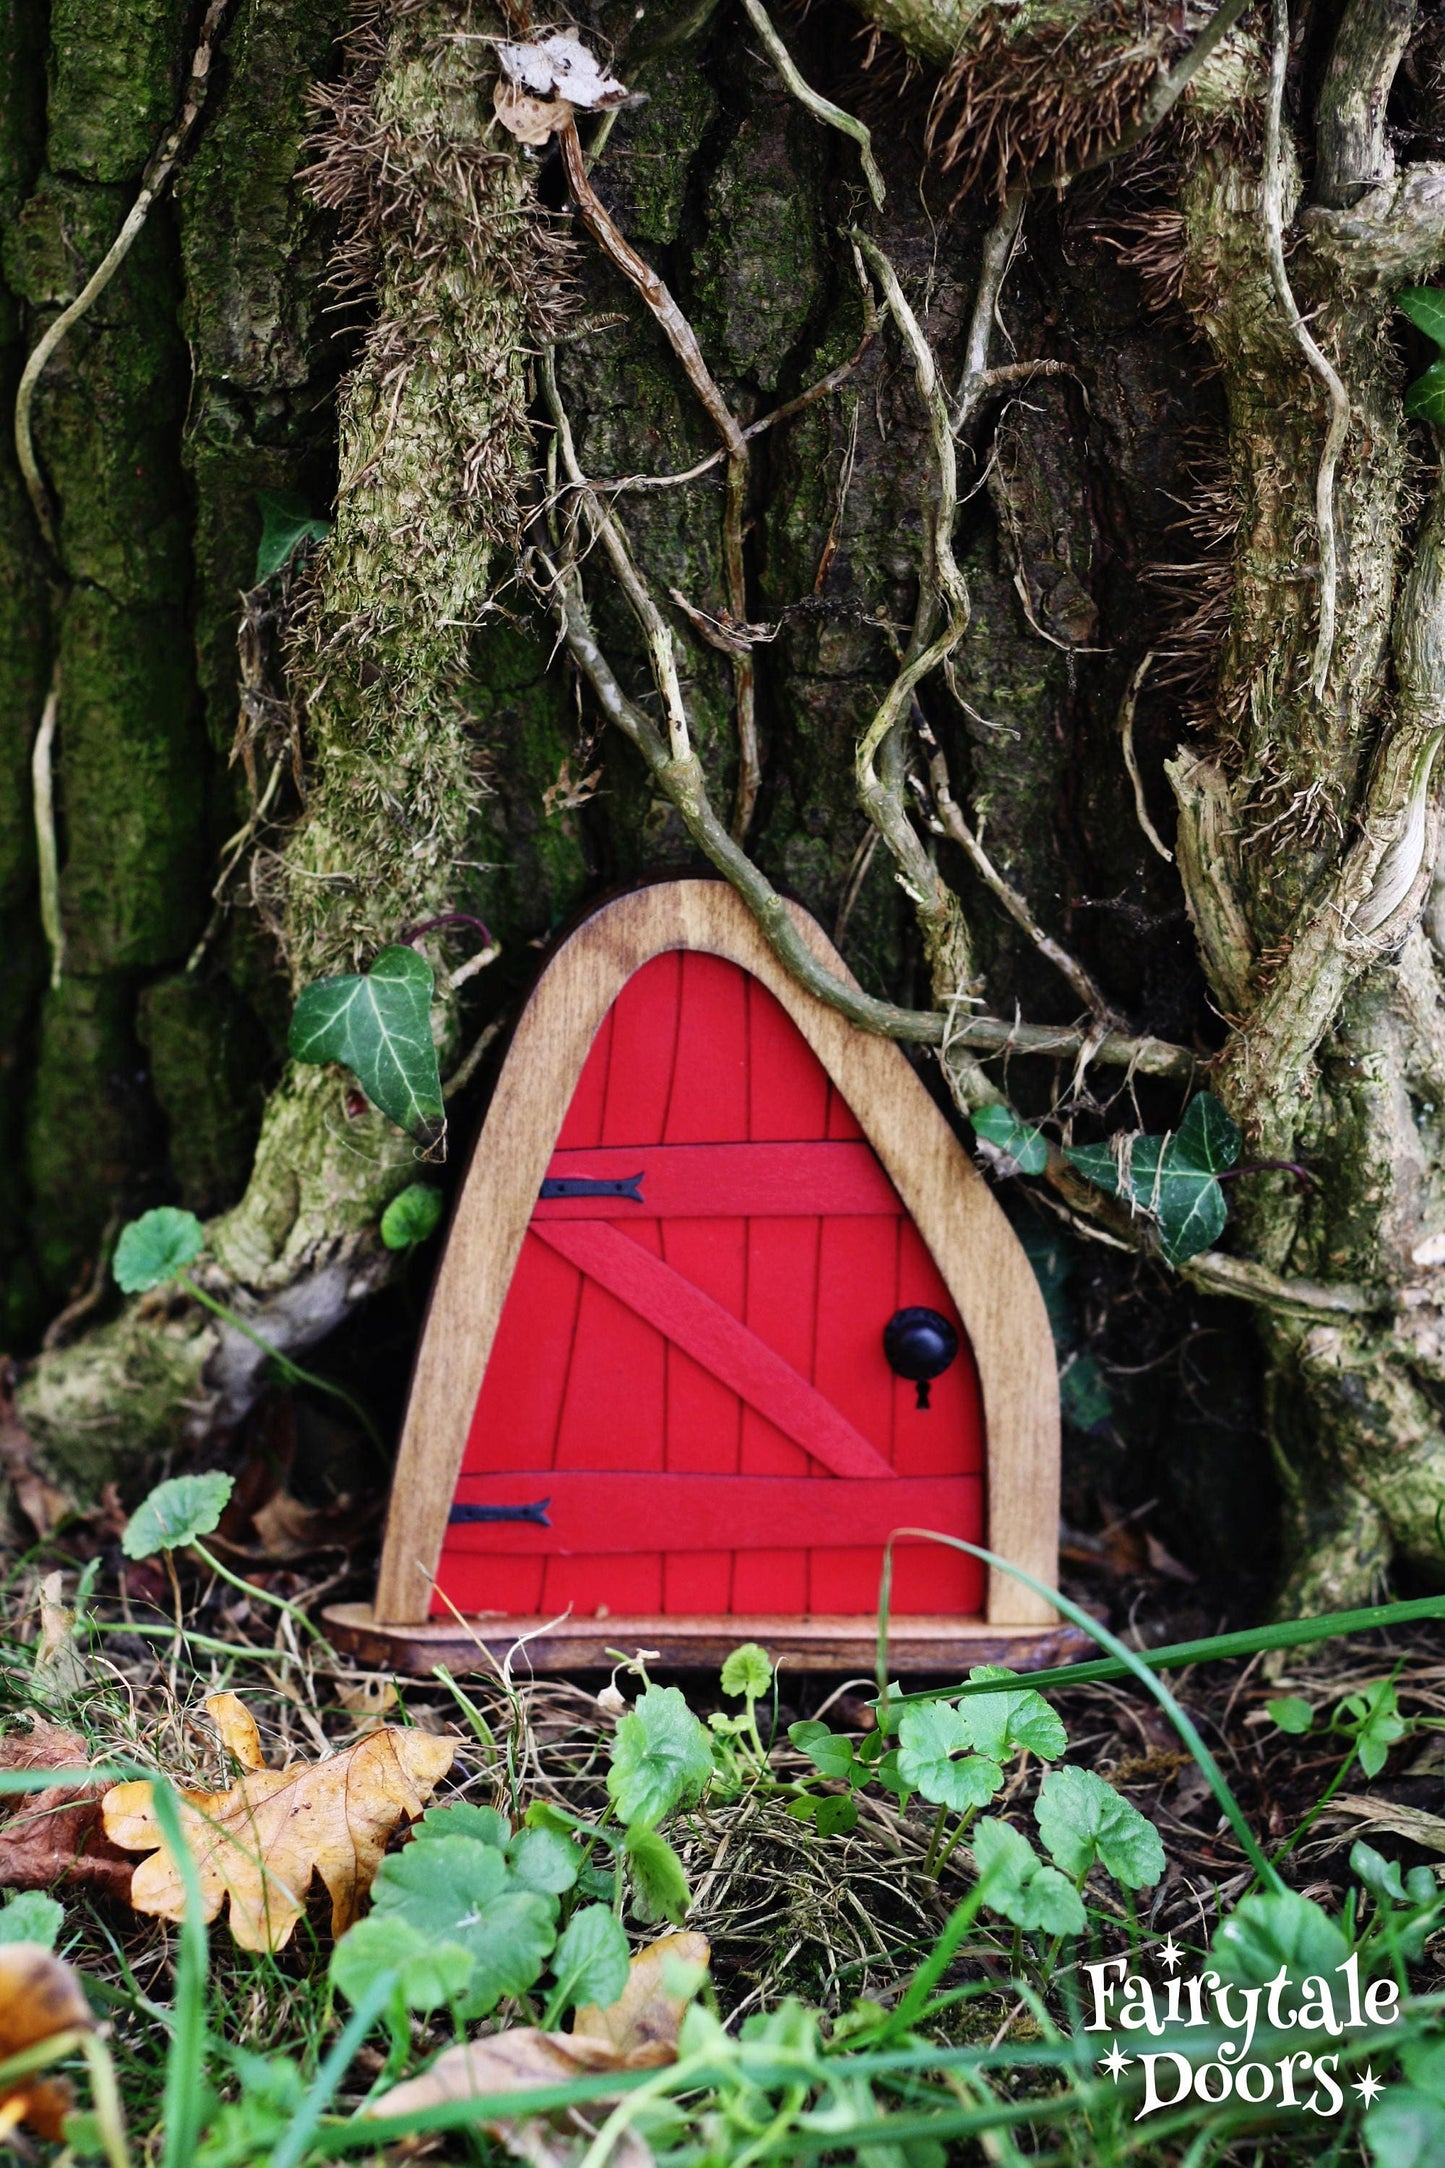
[101,1693,454,1951]
[574,1932,710,2063]
[0,1943,93,2141]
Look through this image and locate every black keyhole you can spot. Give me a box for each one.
[883,1306,960,1410]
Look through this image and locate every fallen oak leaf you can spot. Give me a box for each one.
[0,1720,133,1902]
[101,1693,453,1950]
[366,1932,710,2167]
[0,1942,94,2142]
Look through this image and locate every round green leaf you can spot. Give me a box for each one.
[380,1183,445,1251]
[114,1207,205,1294]
[1211,1886,1349,1990]
[973,1818,1086,1937]
[955,1667,1068,1763]
[624,1826,691,1924]
[122,1471,235,1559]
[290,946,445,1151]
[1034,1766,1164,1890]
[787,1721,856,1784]
[1266,1695,1314,1735]
[507,1826,581,1896]
[608,1685,713,1828]
[550,1903,630,2013]
[0,1891,63,1948]
[411,1801,510,1848]
[720,1642,773,1698]
[330,1914,472,2013]
[897,1702,1003,1813]
[814,1794,859,1838]
[371,1835,555,2016]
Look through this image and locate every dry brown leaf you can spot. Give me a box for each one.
[101,1693,454,1950]
[33,1571,88,1700]
[0,1718,133,1902]
[0,1943,93,2142]
[366,1932,710,2165]
[493,77,573,145]
[574,1932,710,2063]
[1321,1793,1445,1854]
[0,1359,70,1537]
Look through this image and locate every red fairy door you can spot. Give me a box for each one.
[434,949,986,1620]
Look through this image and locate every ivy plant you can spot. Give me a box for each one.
[1398,286,1445,423]
[290,945,445,1153]
[1065,1090,1241,1264]
[254,489,331,584]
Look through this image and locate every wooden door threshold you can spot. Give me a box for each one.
[322,1603,1096,1676]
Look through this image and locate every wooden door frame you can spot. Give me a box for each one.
[338,880,1063,1670]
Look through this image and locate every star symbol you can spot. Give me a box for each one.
[1353,2069,1385,2106]
[1099,2043,1132,2081]
[1159,1935,1183,1973]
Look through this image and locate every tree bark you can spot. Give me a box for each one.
[7,0,1445,1610]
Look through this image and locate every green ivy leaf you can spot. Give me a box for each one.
[788,1721,857,1785]
[380,1183,445,1251]
[370,1835,556,2016]
[955,1668,1067,1764]
[1366,2042,1445,2168]
[549,1904,631,2013]
[1399,287,1445,348]
[1266,1695,1315,1736]
[608,1685,713,1828]
[506,1826,580,1896]
[972,1816,1086,1937]
[1210,1886,1349,1989]
[1034,1767,1164,1890]
[411,1801,510,1848]
[0,1891,63,1948]
[1060,1354,1113,1433]
[971,1105,1048,1175]
[1064,1092,1240,1266]
[330,1914,473,2013]
[896,1703,1003,1814]
[815,1794,860,1838]
[122,1471,235,1559]
[255,490,331,585]
[624,1826,691,1925]
[290,946,445,1153]
[1405,360,1445,425]
[113,1207,205,1293]
[720,1643,773,1698]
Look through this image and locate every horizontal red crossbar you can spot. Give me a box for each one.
[446,1472,982,1553]
[531,1219,895,1480]
[533,1142,899,1219]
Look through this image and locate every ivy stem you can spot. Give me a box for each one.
[189,1536,330,1651]
[176,1273,387,1459]
[1216,1160,1315,1187]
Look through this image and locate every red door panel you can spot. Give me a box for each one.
[435,950,986,1620]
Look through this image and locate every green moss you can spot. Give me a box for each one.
[605,47,718,247]
[137,973,269,1217]
[0,906,45,1344]
[0,0,46,223]
[25,975,157,1297]
[46,0,189,184]
[56,588,204,973]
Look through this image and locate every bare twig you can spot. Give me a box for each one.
[922,714,1115,1021]
[957,184,1026,422]
[1116,652,1174,864]
[742,0,886,208]
[537,537,1195,1077]
[14,0,230,548]
[1262,0,1352,702]
[31,664,62,990]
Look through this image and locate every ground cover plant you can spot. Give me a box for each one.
[0,1480,1442,2163]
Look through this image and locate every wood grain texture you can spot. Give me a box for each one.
[327,1603,1090,1676]
[375,880,1060,1627]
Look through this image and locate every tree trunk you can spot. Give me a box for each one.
[6,0,1445,1611]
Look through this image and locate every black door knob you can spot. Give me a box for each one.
[883,1306,959,1410]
